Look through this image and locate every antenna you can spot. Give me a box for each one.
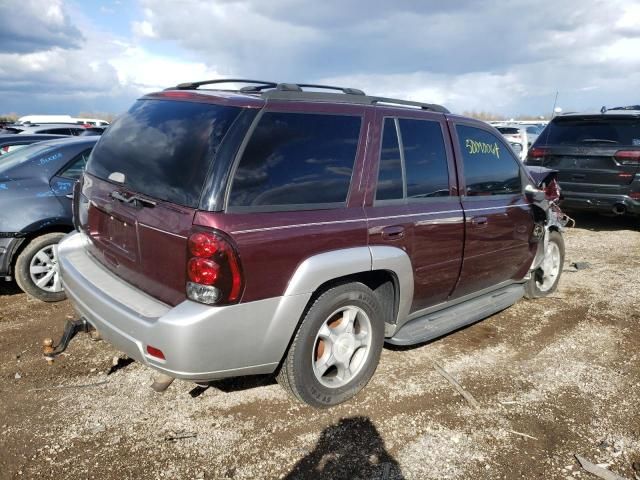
[550,90,559,118]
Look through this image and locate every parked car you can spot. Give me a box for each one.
[10,123,87,136]
[78,126,106,136]
[0,134,68,155]
[55,79,566,407]
[0,137,97,301]
[519,123,544,146]
[494,124,529,160]
[527,106,640,216]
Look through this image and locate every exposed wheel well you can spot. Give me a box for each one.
[9,225,74,275]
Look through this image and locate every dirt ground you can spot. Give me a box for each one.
[1,213,639,480]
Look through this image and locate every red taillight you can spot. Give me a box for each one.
[630,192,640,200]
[189,232,219,257]
[186,231,243,305]
[146,345,165,360]
[529,147,548,159]
[614,150,640,165]
[188,257,219,285]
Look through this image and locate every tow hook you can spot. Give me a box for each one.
[43,319,93,364]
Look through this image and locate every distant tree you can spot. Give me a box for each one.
[0,112,18,123]
[461,111,506,121]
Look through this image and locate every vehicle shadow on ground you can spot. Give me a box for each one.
[283,416,404,480]
[568,211,638,231]
[195,375,277,397]
[0,281,21,296]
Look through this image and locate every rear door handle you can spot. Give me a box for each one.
[471,216,488,227]
[382,225,405,240]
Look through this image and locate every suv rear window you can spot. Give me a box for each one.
[228,112,361,210]
[87,99,240,208]
[538,116,640,146]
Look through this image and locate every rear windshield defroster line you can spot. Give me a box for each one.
[87,99,241,208]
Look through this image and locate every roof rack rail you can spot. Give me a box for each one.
[608,105,640,111]
[276,83,366,96]
[169,78,448,113]
[369,96,449,113]
[172,79,278,91]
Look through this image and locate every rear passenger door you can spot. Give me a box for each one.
[366,110,465,313]
[223,103,371,302]
[450,121,536,298]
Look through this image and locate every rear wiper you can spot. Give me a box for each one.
[111,190,156,208]
[579,138,619,144]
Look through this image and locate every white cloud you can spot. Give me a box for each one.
[3,0,640,115]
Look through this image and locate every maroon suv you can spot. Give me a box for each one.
[57,79,565,407]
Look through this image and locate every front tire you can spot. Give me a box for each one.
[525,230,565,299]
[277,283,385,408]
[14,232,67,302]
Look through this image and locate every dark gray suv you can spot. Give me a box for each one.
[527,107,640,217]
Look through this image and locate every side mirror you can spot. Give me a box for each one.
[524,184,546,202]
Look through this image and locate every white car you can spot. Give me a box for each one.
[494,124,528,160]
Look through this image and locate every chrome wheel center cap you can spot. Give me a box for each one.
[334,334,355,361]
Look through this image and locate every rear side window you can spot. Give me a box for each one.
[87,99,240,208]
[228,112,361,209]
[456,125,522,196]
[375,118,450,201]
[539,117,640,146]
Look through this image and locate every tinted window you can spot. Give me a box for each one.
[497,127,520,135]
[228,112,361,208]
[400,119,450,198]
[457,125,521,196]
[87,99,240,208]
[60,149,92,179]
[40,128,70,135]
[375,119,403,201]
[539,116,640,146]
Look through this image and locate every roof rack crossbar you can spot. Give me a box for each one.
[172,79,278,91]
[276,83,366,96]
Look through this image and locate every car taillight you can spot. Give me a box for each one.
[529,147,548,159]
[186,230,243,305]
[614,150,640,165]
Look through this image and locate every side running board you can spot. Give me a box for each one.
[387,284,525,346]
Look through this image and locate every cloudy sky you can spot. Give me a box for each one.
[1,0,639,117]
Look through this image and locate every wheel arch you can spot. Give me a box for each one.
[10,221,74,273]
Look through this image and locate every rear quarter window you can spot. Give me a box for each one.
[228,112,361,210]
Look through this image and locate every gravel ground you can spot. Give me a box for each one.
[1,213,639,480]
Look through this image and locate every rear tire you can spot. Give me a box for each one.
[14,232,67,302]
[277,283,385,408]
[525,230,565,299]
